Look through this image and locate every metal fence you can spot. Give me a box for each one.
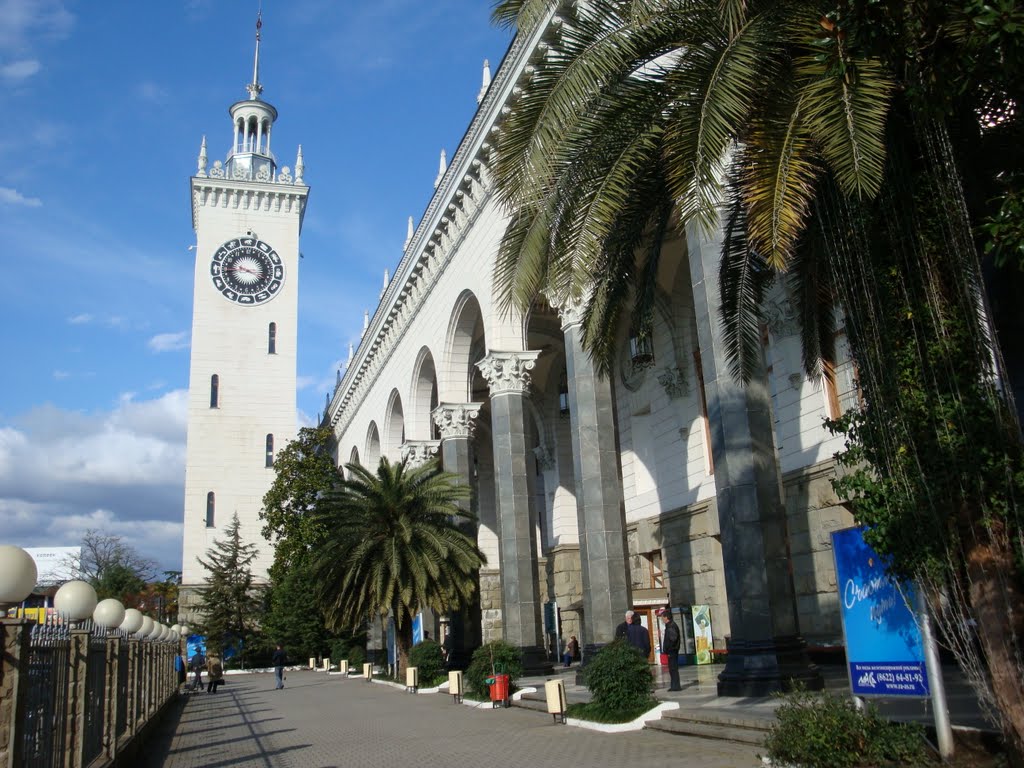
[2,615,178,768]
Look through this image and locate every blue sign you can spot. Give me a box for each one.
[831,527,929,697]
[185,634,207,662]
[412,613,423,645]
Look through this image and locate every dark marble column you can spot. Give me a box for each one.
[686,224,823,696]
[557,301,633,660]
[432,403,483,669]
[476,352,552,675]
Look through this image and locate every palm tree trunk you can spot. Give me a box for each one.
[962,523,1024,767]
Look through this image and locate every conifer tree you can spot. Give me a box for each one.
[195,513,261,660]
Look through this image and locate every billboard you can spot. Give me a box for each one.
[831,527,929,697]
[24,547,80,585]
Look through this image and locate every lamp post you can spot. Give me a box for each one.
[54,580,98,768]
[0,545,37,768]
[93,599,125,762]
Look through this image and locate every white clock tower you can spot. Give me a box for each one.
[180,16,308,619]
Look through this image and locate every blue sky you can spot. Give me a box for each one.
[0,0,512,574]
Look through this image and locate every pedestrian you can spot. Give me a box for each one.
[174,652,187,692]
[658,608,682,691]
[563,635,579,667]
[626,612,650,658]
[272,643,287,690]
[442,628,454,666]
[206,654,225,694]
[189,652,205,692]
[615,610,634,641]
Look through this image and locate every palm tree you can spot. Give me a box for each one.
[310,457,486,674]
[491,0,1024,758]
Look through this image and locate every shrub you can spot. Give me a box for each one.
[465,641,522,698]
[329,639,350,664]
[347,645,366,669]
[409,640,446,685]
[763,688,928,768]
[583,640,656,718]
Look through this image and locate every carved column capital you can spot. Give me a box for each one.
[400,440,441,467]
[431,403,482,440]
[542,287,591,331]
[476,350,542,395]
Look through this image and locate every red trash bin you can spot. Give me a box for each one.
[489,673,510,707]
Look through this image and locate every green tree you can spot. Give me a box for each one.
[195,513,261,660]
[310,458,486,674]
[492,0,1023,758]
[260,559,336,661]
[260,425,339,567]
[69,530,153,602]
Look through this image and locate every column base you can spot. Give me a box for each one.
[716,635,823,697]
[518,645,553,676]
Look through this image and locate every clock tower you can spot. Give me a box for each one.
[179,15,308,620]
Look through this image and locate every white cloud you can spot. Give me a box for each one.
[0,186,41,207]
[136,80,169,105]
[0,390,188,571]
[148,331,189,352]
[0,1,74,52]
[67,313,92,325]
[52,370,69,380]
[1,58,40,82]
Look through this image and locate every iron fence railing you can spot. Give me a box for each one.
[115,640,129,739]
[83,631,108,765]
[22,620,70,768]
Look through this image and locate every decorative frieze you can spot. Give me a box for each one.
[476,351,542,395]
[400,440,441,467]
[431,403,482,440]
[657,365,688,399]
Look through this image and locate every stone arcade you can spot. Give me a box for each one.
[323,11,857,693]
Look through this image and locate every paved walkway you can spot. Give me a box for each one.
[139,671,763,768]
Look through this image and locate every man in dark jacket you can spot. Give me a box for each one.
[615,610,634,641]
[626,612,650,658]
[272,643,287,690]
[659,608,682,691]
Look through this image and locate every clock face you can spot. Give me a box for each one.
[210,237,284,305]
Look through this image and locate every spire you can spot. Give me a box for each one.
[404,216,414,248]
[295,145,305,184]
[362,309,369,336]
[347,343,354,364]
[197,136,208,177]
[381,269,390,297]
[477,59,492,104]
[434,149,447,189]
[247,10,264,100]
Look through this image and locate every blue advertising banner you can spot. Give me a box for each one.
[831,527,929,697]
[412,613,423,645]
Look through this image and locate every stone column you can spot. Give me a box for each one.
[125,638,139,736]
[432,403,483,668]
[65,628,89,768]
[0,618,32,768]
[686,224,822,696]
[558,301,633,658]
[103,634,120,761]
[399,440,441,468]
[476,352,551,675]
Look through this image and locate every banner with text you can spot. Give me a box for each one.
[831,526,929,697]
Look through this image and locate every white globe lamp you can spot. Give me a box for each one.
[180,624,190,638]
[0,545,38,609]
[138,616,155,639]
[93,598,126,629]
[120,608,144,634]
[170,623,181,634]
[54,580,98,623]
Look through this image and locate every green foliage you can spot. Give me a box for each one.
[310,457,485,673]
[409,640,446,686]
[465,641,522,699]
[763,689,927,768]
[347,645,366,669]
[582,640,655,717]
[195,513,261,659]
[983,183,1024,270]
[565,700,658,724]
[260,426,340,567]
[260,560,337,662]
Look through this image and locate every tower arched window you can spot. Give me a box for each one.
[205,492,215,528]
[268,322,277,354]
[210,374,219,408]
[265,434,274,467]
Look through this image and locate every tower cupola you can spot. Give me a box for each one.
[225,11,278,181]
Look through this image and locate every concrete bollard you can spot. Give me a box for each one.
[405,667,418,693]
[339,660,348,675]
[545,678,567,724]
[363,663,372,681]
[448,670,463,703]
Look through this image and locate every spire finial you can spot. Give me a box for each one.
[246,10,264,100]
[404,216,414,248]
[381,269,390,297]
[347,343,354,363]
[362,309,369,335]
[434,149,447,189]
[295,145,305,184]
[477,59,492,104]
[197,136,208,177]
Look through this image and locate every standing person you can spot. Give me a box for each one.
[189,652,205,692]
[272,643,287,690]
[563,635,579,668]
[442,628,454,666]
[206,654,225,694]
[658,608,682,691]
[615,610,634,641]
[174,652,187,693]
[626,612,651,658]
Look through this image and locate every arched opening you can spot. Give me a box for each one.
[265,434,274,467]
[365,422,381,469]
[410,347,440,440]
[383,389,406,461]
[442,291,487,403]
[205,492,215,528]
